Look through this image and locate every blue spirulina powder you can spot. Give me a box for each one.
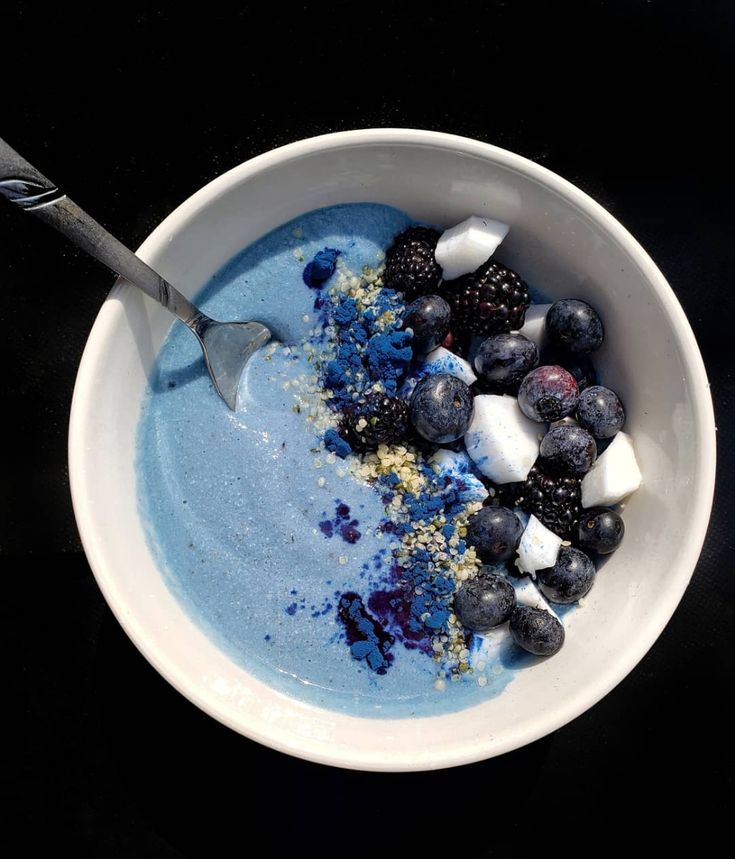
[136,203,525,718]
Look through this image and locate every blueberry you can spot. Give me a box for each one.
[409,373,474,444]
[540,425,597,476]
[509,606,565,656]
[454,572,516,631]
[517,365,579,422]
[577,507,625,554]
[576,385,625,439]
[474,332,539,389]
[466,506,524,563]
[537,546,596,603]
[402,294,451,355]
[546,299,604,354]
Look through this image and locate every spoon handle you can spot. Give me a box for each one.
[0,137,202,326]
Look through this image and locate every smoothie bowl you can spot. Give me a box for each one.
[69,129,716,771]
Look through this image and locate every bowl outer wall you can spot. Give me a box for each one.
[68,129,716,771]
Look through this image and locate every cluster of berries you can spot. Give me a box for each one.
[334,222,638,658]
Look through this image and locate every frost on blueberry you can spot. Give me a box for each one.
[518,365,579,423]
[545,298,604,354]
[409,373,474,444]
[510,606,565,656]
[453,573,516,632]
[402,294,451,355]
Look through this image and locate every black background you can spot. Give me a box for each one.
[2,2,733,855]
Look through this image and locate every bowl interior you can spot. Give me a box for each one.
[69,130,715,770]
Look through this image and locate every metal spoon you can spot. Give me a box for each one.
[0,137,271,410]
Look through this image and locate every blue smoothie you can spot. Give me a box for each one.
[136,203,523,718]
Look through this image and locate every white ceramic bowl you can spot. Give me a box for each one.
[69,129,716,771]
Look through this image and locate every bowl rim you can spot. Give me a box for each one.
[69,128,717,770]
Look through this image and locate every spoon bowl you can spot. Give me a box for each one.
[196,319,271,409]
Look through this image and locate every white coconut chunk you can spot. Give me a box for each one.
[430,448,468,471]
[435,216,509,281]
[420,346,477,386]
[469,624,506,668]
[429,449,489,503]
[464,394,540,483]
[517,303,552,346]
[515,515,562,578]
[581,431,642,508]
[512,575,559,618]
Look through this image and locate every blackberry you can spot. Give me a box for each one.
[342,393,410,451]
[383,226,443,300]
[498,464,582,539]
[444,261,530,337]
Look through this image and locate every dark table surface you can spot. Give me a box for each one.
[2,2,733,855]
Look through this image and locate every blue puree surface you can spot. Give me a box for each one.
[136,203,518,717]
